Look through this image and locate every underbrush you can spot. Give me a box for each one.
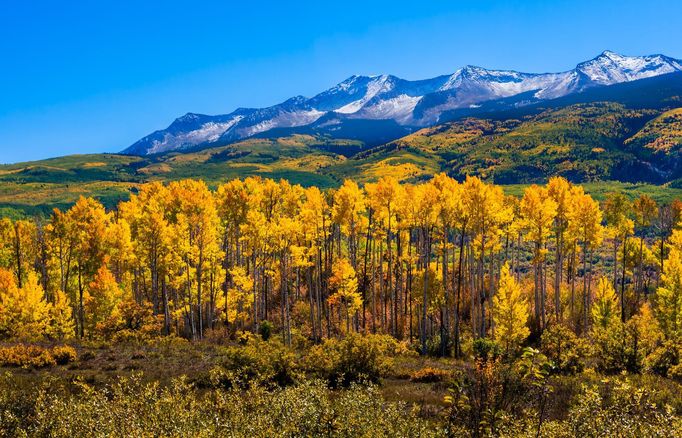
[0,374,438,438]
[410,367,453,383]
[303,333,412,387]
[0,369,680,438]
[191,333,411,390]
[0,337,681,437]
[200,333,302,389]
[0,344,77,368]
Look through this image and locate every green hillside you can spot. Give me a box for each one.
[391,103,673,183]
[4,100,682,217]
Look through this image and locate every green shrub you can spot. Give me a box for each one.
[541,323,589,374]
[192,366,239,390]
[222,336,300,387]
[7,375,438,437]
[592,321,643,373]
[646,341,680,377]
[551,379,682,437]
[304,333,403,387]
[669,363,682,382]
[258,320,273,341]
[98,300,162,341]
[472,338,501,362]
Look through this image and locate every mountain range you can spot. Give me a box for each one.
[123,51,682,156]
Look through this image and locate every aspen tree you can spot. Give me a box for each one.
[568,189,604,332]
[633,195,658,301]
[493,263,530,355]
[520,185,557,331]
[328,258,361,334]
[603,192,633,321]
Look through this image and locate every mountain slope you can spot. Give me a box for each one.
[123,51,682,156]
[625,107,682,153]
[5,69,682,217]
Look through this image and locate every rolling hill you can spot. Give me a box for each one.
[3,69,682,218]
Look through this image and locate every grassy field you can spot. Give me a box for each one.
[2,162,679,219]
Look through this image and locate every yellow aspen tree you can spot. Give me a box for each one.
[85,266,124,337]
[366,176,402,336]
[603,192,634,322]
[47,290,75,340]
[9,219,37,289]
[45,208,78,315]
[328,257,361,334]
[332,179,366,270]
[464,176,511,338]
[106,218,135,285]
[68,196,112,338]
[629,302,663,358]
[450,179,471,357]
[493,263,530,355]
[223,266,254,329]
[414,182,440,354]
[656,248,682,340]
[396,184,420,341]
[0,219,13,270]
[0,270,51,340]
[120,182,175,334]
[0,268,16,338]
[547,177,572,321]
[568,188,604,332]
[169,180,223,339]
[274,213,303,346]
[432,173,460,355]
[520,184,557,331]
[592,277,619,330]
[364,181,386,333]
[216,179,250,330]
[239,205,268,331]
[633,195,658,300]
[299,186,328,340]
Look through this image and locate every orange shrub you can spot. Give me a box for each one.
[0,344,56,368]
[410,367,452,383]
[51,345,78,365]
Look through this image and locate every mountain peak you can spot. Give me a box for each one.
[600,49,621,58]
[462,64,487,72]
[577,50,682,86]
[176,112,202,122]
[123,50,682,156]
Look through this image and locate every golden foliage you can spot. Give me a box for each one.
[493,263,530,353]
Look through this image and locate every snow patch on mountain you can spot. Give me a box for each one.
[353,94,422,122]
[335,75,396,114]
[236,109,326,138]
[123,51,682,155]
[144,115,244,154]
[578,51,682,86]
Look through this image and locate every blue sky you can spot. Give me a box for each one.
[1,0,681,163]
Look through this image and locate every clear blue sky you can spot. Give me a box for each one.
[1,0,681,163]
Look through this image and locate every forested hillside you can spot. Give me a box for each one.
[1,175,682,436]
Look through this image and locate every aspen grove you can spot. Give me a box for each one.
[1,174,680,356]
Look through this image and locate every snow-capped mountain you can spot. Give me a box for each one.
[123,51,682,155]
